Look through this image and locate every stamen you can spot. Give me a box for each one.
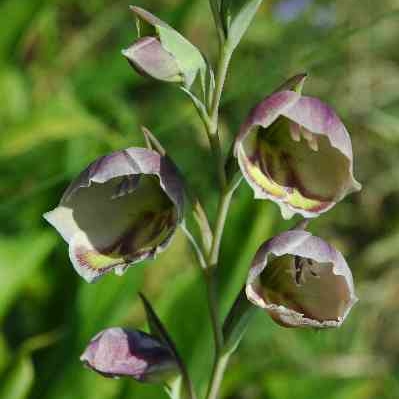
[294,255,303,285]
[289,122,301,142]
[306,258,320,278]
[301,127,313,142]
[301,128,319,151]
[308,136,319,151]
[112,175,140,199]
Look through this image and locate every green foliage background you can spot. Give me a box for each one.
[0,0,398,398]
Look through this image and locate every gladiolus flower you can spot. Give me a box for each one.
[246,227,357,328]
[81,328,178,382]
[44,148,184,283]
[235,74,361,219]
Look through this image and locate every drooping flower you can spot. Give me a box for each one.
[44,147,184,283]
[122,6,206,89]
[246,226,357,328]
[81,327,178,382]
[235,74,361,219]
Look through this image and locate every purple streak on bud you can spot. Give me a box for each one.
[80,328,178,382]
[122,37,182,83]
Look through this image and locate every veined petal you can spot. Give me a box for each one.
[235,75,361,219]
[81,327,178,382]
[246,230,357,328]
[235,90,300,151]
[44,148,184,282]
[122,37,182,83]
[282,96,362,196]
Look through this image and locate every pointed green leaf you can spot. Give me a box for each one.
[0,355,34,399]
[139,293,181,361]
[222,0,263,50]
[164,376,183,399]
[222,289,256,354]
[156,25,206,90]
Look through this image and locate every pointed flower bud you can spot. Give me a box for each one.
[246,227,358,328]
[80,328,179,382]
[122,37,183,83]
[235,74,361,219]
[123,6,206,89]
[44,148,184,283]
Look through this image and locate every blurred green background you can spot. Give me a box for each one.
[1,0,399,398]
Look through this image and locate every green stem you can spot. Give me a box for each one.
[205,354,230,399]
[182,368,198,399]
[202,42,235,399]
[184,19,236,399]
[207,47,233,190]
[209,189,234,266]
[209,46,232,131]
[204,267,224,354]
[208,0,225,47]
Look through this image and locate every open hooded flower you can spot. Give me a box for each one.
[81,327,178,382]
[235,74,361,219]
[246,227,358,328]
[122,6,206,89]
[44,147,184,283]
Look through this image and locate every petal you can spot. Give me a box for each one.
[256,116,354,202]
[66,175,176,282]
[235,90,300,150]
[246,230,357,328]
[81,327,178,382]
[282,96,362,196]
[122,37,182,83]
[235,80,361,218]
[44,148,184,282]
[236,143,330,220]
[129,6,206,89]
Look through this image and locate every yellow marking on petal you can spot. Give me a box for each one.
[78,249,125,270]
[287,189,324,211]
[246,162,286,198]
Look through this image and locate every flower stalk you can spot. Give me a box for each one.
[191,38,237,399]
[208,0,226,48]
[43,3,361,399]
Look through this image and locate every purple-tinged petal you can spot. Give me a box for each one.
[246,230,358,328]
[126,6,206,89]
[122,37,182,83]
[81,327,178,382]
[235,90,301,148]
[281,96,361,195]
[44,148,184,283]
[234,75,361,219]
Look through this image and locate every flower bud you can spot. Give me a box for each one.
[123,6,206,89]
[246,227,358,328]
[122,37,183,83]
[80,328,179,382]
[235,74,361,219]
[44,147,184,283]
